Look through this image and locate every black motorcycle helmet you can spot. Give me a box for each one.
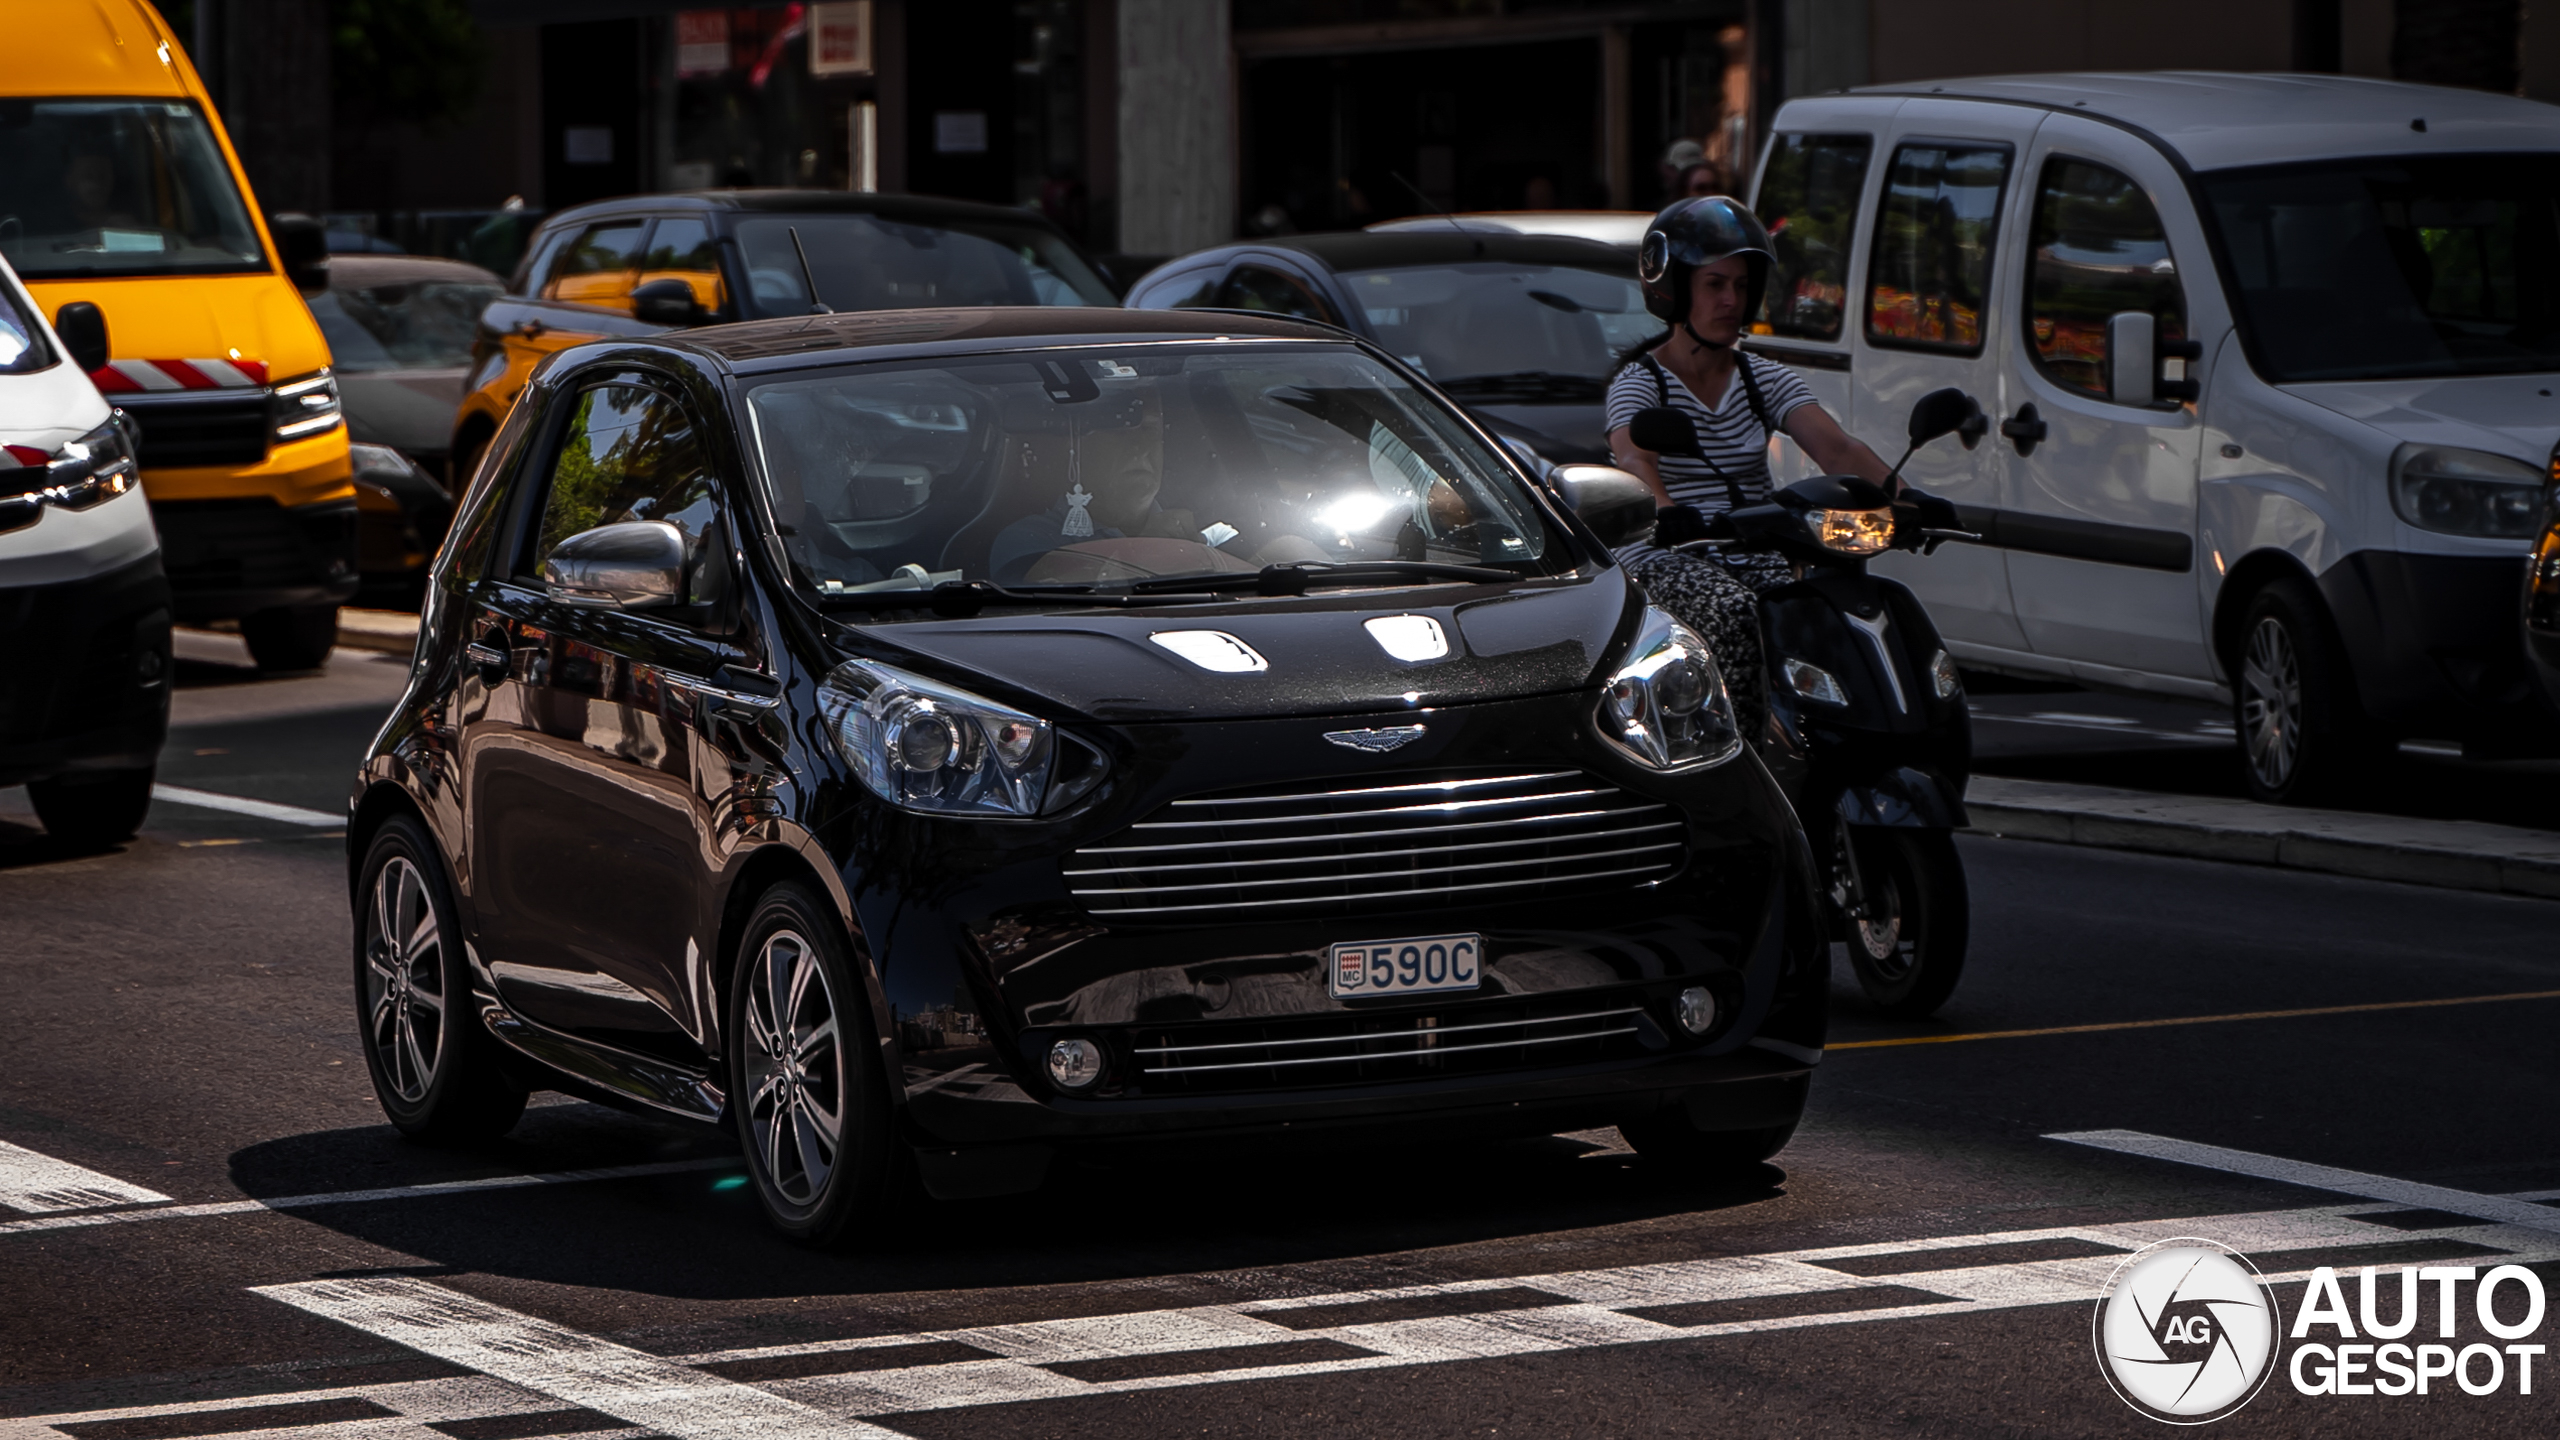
[1638,196,1776,327]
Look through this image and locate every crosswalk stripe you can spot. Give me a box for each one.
[151,784,343,827]
[2050,1129,2560,1235]
[0,1139,171,1214]
[0,1156,740,1237]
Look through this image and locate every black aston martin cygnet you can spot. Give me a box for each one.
[348,307,1825,1244]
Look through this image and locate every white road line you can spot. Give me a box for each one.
[0,1157,738,1237]
[152,783,344,827]
[2048,1128,2560,1235]
[0,1138,172,1213]
[256,1278,905,1439]
[1967,712,2224,745]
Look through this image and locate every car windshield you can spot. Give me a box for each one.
[746,343,1562,597]
[2202,154,2560,381]
[0,100,266,280]
[734,214,1115,317]
[0,277,50,376]
[1338,262,1652,398]
[310,279,502,371]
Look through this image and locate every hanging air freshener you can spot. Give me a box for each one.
[1061,483,1094,538]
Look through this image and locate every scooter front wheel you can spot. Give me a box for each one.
[1843,829,1969,1019]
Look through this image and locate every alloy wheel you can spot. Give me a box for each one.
[2240,615,2302,790]
[362,856,446,1103]
[742,929,846,1207]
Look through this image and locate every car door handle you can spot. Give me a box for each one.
[2000,403,2047,458]
[514,319,546,339]
[466,633,509,681]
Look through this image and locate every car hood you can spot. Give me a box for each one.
[2286,374,2560,466]
[852,575,1641,723]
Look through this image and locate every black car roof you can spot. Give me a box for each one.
[1260,230,1635,273]
[654,306,1350,370]
[537,188,1077,234]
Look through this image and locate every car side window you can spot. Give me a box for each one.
[1866,142,2013,355]
[1128,265,1218,310]
[2024,157,2189,401]
[1216,264,1337,323]
[639,217,728,317]
[522,382,733,623]
[1755,132,1873,342]
[540,220,647,315]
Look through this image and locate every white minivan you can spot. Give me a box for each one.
[0,255,168,846]
[1746,73,2559,802]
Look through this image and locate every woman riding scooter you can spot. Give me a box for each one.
[1607,197,1897,728]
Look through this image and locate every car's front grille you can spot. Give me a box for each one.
[1130,991,1649,1094]
[1062,769,1686,920]
[121,393,270,469]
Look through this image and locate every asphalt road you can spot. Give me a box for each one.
[2,636,2556,1437]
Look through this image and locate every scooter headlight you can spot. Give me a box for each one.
[819,659,1108,817]
[1598,607,1742,770]
[1809,506,1895,556]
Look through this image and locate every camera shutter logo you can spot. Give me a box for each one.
[2094,1239,2281,1423]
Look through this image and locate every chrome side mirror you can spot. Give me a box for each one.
[1554,464,1657,550]
[544,520,687,608]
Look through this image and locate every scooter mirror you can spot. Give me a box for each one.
[1629,406,1702,458]
[1906,388,1982,446]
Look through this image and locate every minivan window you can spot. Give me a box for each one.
[1756,133,1873,342]
[527,384,730,611]
[2025,158,2188,399]
[747,345,1558,593]
[0,100,265,280]
[541,221,647,314]
[1340,263,1652,392]
[2202,155,2560,382]
[1866,143,2013,355]
[734,215,1114,316]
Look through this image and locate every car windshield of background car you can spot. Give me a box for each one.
[746,344,1561,598]
[735,215,1116,316]
[0,100,265,279]
[1340,263,1653,401]
[0,275,51,375]
[309,281,503,372]
[2203,154,2560,382]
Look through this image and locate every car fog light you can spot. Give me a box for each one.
[1928,649,1961,700]
[1675,986,1717,1036]
[1047,1037,1103,1089]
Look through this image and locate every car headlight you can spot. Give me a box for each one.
[818,659,1108,817]
[272,368,343,444]
[1808,506,1895,556]
[2390,444,2540,539]
[1,414,141,510]
[1598,606,1742,769]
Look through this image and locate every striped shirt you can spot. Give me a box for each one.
[1604,350,1816,562]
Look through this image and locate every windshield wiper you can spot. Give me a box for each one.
[814,579,1225,618]
[1128,560,1526,596]
[1435,371,1608,404]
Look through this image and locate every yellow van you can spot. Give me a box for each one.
[2,0,353,669]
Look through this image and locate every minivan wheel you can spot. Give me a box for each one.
[1841,829,1967,1019]
[727,883,893,1247]
[242,604,338,672]
[356,815,526,1141]
[27,765,156,848]
[2235,578,2380,805]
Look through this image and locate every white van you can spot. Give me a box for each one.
[0,254,168,846]
[1745,74,2559,802]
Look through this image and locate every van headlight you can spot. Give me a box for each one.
[1598,607,1742,769]
[2389,444,2540,538]
[1808,506,1895,555]
[272,369,343,444]
[818,659,1107,817]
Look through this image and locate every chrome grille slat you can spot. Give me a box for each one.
[1132,1005,1643,1055]
[1063,821,1683,878]
[1065,768,1686,919]
[1145,1023,1640,1074]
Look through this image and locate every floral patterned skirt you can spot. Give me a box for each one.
[1626,550,1790,737]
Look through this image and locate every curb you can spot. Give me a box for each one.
[1966,775,2560,900]
[333,609,420,655]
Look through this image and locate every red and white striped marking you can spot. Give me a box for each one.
[89,358,270,393]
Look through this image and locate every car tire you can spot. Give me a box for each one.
[2235,577,2382,805]
[1619,1113,1797,1177]
[26,765,156,848]
[242,604,338,672]
[1840,828,1967,1019]
[356,815,527,1143]
[727,882,896,1247]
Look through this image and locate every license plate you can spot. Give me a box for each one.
[1328,933,1483,999]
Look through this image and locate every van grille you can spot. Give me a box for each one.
[121,393,271,469]
[1130,991,1648,1094]
[1062,770,1686,920]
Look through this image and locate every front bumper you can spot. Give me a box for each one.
[153,496,360,622]
[0,549,172,787]
[2318,550,2539,742]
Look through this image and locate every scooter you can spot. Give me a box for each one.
[1627,389,1986,1017]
